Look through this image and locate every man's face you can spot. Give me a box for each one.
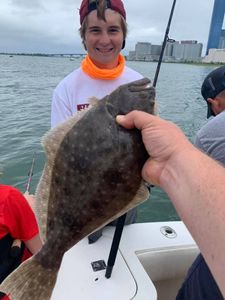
[208,94,225,116]
[84,9,124,69]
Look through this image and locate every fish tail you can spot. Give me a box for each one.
[0,256,58,300]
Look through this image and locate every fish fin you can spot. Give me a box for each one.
[154,100,158,115]
[130,181,150,206]
[0,256,58,300]
[42,107,91,158]
[89,96,99,106]
[114,182,150,219]
[35,107,93,242]
[88,182,150,235]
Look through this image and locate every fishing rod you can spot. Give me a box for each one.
[25,152,36,193]
[153,0,177,87]
[105,0,177,280]
[105,213,126,278]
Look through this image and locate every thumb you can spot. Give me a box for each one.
[116,111,156,130]
[142,159,164,186]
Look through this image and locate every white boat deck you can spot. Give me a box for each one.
[52,221,198,300]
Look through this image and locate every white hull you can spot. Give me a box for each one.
[52,221,199,300]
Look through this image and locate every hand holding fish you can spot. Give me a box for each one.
[116,111,191,186]
[117,110,225,298]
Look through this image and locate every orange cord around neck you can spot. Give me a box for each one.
[81,54,125,80]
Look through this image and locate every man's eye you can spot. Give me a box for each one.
[109,27,121,33]
[89,28,100,33]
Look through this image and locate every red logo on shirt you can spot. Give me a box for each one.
[77,104,89,111]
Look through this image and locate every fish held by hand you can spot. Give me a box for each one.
[0,77,155,299]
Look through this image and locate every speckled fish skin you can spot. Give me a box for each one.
[36,77,155,269]
[0,77,155,300]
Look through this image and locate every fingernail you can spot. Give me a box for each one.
[116,115,125,123]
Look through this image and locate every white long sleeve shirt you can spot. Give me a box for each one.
[51,66,143,128]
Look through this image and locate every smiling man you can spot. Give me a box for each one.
[50,0,146,243]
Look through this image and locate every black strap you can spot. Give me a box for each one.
[0,234,13,261]
[0,291,7,299]
[0,234,25,283]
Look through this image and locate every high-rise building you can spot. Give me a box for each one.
[219,29,225,49]
[127,40,202,62]
[172,41,203,62]
[206,0,225,54]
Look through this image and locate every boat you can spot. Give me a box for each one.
[51,220,198,299]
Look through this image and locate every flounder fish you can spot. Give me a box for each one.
[0,78,155,299]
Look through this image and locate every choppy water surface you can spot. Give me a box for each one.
[0,55,216,222]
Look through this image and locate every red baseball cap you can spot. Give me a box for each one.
[79,0,126,25]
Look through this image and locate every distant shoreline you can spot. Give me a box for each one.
[0,52,85,58]
[1,53,223,67]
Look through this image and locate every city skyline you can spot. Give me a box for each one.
[127,40,203,63]
[0,0,215,54]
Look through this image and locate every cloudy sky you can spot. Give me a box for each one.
[0,0,221,55]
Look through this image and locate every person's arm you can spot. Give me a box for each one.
[6,188,43,255]
[116,111,225,297]
[51,89,72,128]
[23,192,36,212]
[22,192,43,253]
[24,234,42,254]
[161,142,225,298]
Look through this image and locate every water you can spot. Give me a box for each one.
[0,55,216,222]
